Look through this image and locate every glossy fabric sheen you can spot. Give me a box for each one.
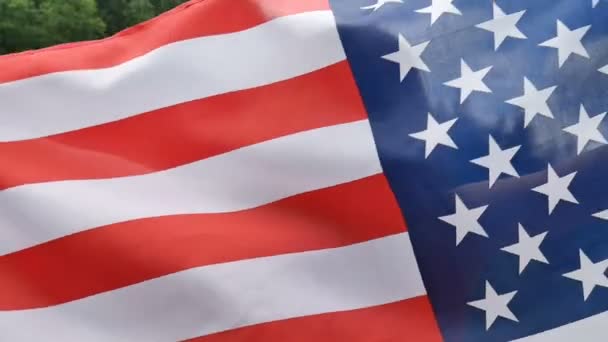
[0,120,380,255]
[330,0,608,341]
[0,1,439,341]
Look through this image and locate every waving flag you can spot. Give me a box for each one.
[0,0,607,341]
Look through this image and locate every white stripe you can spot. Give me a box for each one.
[0,120,381,255]
[0,233,425,341]
[515,311,608,341]
[0,10,345,142]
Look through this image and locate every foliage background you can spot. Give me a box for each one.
[0,0,189,55]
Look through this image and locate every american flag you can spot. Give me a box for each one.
[0,0,606,340]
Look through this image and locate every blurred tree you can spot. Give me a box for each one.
[98,0,187,36]
[97,0,130,36]
[124,0,156,27]
[0,0,188,54]
[38,0,106,47]
[150,0,188,13]
[0,0,46,54]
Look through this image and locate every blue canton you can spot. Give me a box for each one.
[330,0,608,341]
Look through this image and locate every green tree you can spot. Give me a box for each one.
[0,0,188,54]
[38,0,106,47]
[0,0,105,54]
[124,0,155,27]
[150,0,187,14]
[98,0,187,36]
[96,0,129,36]
[0,0,46,54]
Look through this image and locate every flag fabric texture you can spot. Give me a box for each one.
[0,0,607,341]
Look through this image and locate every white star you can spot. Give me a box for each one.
[593,0,600,8]
[439,194,488,245]
[600,65,608,75]
[563,250,608,300]
[476,2,526,50]
[416,0,462,25]
[563,104,607,154]
[505,77,557,128]
[467,281,519,330]
[360,0,403,12]
[444,59,493,104]
[593,210,608,220]
[382,34,430,81]
[532,164,578,214]
[409,113,458,158]
[471,135,520,188]
[539,20,591,67]
[501,224,549,274]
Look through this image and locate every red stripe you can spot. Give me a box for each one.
[0,62,365,189]
[0,0,330,83]
[0,175,405,310]
[187,297,443,342]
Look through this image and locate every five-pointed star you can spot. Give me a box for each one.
[539,20,591,67]
[471,135,521,188]
[382,34,430,81]
[505,77,557,128]
[360,0,403,12]
[476,2,527,50]
[444,59,493,104]
[501,223,549,274]
[438,194,488,245]
[600,65,608,75]
[409,113,458,158]
[563,250,608,300]
[593,210,608,220]
[593,0,600,8]
[532,164,578,214]
[467,281,519,330]
[563,105,607,154]
[416,0,462,25]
